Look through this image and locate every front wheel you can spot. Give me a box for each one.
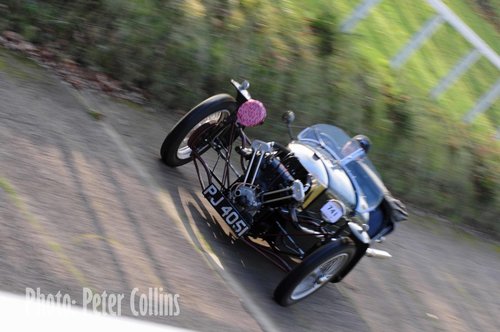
[274,241,356,306]
[160,94,238,167]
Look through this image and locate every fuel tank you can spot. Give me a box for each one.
[288,142,356,210]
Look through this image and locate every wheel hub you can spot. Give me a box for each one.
[316,275,330,284]
[290,252,349,300]
[187,123,216,150]
[176,110,229,160]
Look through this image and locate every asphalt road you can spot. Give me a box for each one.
[1,49,499,331]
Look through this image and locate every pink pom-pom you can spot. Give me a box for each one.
[237,99,267,127]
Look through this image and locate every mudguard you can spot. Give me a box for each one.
[330,225,370,283]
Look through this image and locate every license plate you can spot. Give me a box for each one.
[202,184,250,237]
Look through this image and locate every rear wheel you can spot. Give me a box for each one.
[160,94,238,167]
[274,241,356,306]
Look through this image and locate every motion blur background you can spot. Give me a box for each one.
[1,0,499,235]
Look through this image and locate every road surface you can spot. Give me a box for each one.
[0,49,499,331]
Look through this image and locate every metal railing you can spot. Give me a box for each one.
[340,0,500,126]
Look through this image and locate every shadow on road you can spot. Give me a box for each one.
[165,169,371,332]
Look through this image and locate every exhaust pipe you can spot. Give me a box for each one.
[366,248,392,259]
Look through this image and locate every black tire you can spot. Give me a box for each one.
[160,94,238,167]
[274,241,356,306]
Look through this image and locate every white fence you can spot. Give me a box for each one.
[340,0,500,125]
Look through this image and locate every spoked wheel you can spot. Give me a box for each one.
[274,241,356,306]
[160,94,238,167]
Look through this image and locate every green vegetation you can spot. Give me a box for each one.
[87,109,104,120]
[447,0,500,52]
[0,47,43,80]
[0,53,5,70]
[330,0,499,124]
[1,0,499,234]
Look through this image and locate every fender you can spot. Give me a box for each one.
[330,222,370,283]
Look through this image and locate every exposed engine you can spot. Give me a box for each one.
[229,140,310,217]
[230,183,260,212]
